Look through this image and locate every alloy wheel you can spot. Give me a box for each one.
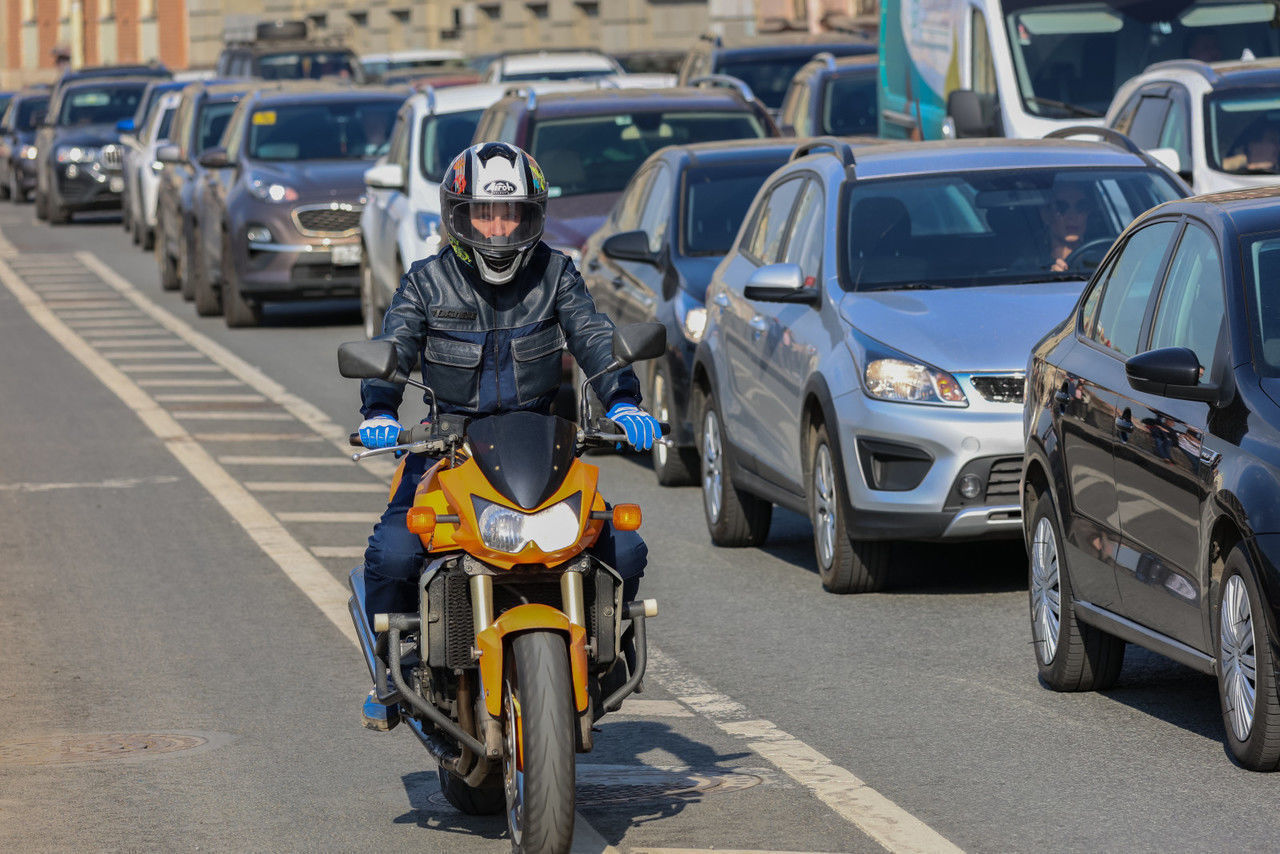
[812,442,838,569]
[1030,516,1062,664]
[701,407,723,522]
[1221,574,1258,742]
[503,678,525,848]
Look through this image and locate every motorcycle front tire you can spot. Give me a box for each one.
[437,765,504,815]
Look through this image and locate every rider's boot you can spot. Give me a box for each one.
[362,688,401,732]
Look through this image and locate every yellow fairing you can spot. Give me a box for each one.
[417,456,607,569]
[475,604,589,717]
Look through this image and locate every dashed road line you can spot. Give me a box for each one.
[136,379,245,387]
[170,410,296,419]
[192,432,324,443]
[218,455,352,466]
[121,365,229,373]
[246,481,387,493]
[276,511,381,524]
[0,475,182,492]
[102,350,206,359]
[152,393,267,402]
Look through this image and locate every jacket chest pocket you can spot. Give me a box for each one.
[423,335,483,409]
[511,325,566,405]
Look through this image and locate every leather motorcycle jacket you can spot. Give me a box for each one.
[361,242,640,420]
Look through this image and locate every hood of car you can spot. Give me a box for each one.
[250,159,372,196]
[544,192,618,250]
[839,281,1085,373]
[52,125,120,147]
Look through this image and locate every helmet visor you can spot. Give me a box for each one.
[445,200,545,249]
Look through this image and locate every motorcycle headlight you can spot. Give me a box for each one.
[864,358,967,406]
[55,145,99,164]
[415,211,441,243]
[476,496,582,554]
[248,176,298,203]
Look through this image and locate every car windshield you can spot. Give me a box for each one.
[1244,234,1280,373]
[529,110,766,198]
[247,99,400,160]
[717,49,869,110]
[841,167,1184,290]
[364,57,465,78]
[197,101,238,153]
[419,109,485,182]
[1206,90,1280,174]
[821,73,877,135]
[58,83,146,126]
[15,96,48,130]
[257,51,357,80]
[502,68,615,82]
[682,159,788,256]
[1002,0,1280,120]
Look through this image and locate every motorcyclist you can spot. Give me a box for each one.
[357,142,660,729]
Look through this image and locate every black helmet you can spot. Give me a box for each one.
[440,142,547,285]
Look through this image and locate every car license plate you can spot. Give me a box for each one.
[332,244,361,266]
[109,176,124,193]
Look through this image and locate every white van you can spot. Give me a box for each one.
[879,0,1280,140]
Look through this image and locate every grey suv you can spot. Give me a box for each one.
[693,132,1186,593]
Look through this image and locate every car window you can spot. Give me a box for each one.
[1158,91,1191,171]
[256,51,357,81]
[172,97,194,157]
[745,177,804,265]
[0,100,13,133]
[15,96,47,132]
[419,109,485,182]
[196,101,237,154]
[58,83,145,126]
[779,78,805,131]
[1149,224,1224,372]
[783,180,824,285]
[1127,94,1170,149]
[152,105,177,144]
[1085,220,1179,356]
[1205,90,1280,175]
[1244,234,1280,372]
[821,72,876,135]
[681,158,787,256]
[247,99,400,160]
[221,101,248,160]
[637,164,674,253]
[613,166,655,232]
[385,112,409,172]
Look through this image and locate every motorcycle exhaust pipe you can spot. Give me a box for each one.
[602,599,658,713]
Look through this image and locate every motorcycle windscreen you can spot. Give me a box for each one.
[466,411,578,510]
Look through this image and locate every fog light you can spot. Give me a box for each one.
[959,473,983,499]
[65,164,78,179]
[245,225,272,243]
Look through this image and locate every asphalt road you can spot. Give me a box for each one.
[1,204,1277,853]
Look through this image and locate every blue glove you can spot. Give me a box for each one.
[606,402,661,451]
[358,415,402,449]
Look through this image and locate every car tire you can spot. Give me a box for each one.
[0,170,11,201]
[121,192,131,232]
[808,422,891,593]
[10,169,25,204]
[1028,488,1124,691]
[650,366,697,486]
[47,196,70,225]
[698,391,771,547]
[155,228,179,291]
[191,228,222,317]
[141,223,154,252]
[221,234,261,328]
[359,249,383,339]
[179,222,198,301]
[1216,545,1280,771]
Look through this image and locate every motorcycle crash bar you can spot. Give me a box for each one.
[602,599,658,713]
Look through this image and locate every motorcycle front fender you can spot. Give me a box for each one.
[475,603,589,718]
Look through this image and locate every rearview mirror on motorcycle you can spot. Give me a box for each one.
[611,322,666,367]
[338,340,399,381]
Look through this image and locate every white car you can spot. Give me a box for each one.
[1106,58,1280,193]
[483,51,623,84]
[123,91,180,251]
[361,49,466,81]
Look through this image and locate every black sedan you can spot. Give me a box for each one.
[0,89,49,202]
[1023,187,1280,770]
[580,138,795,485]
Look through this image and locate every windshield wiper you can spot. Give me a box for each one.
[1026,96,1103,119]
[864,282,946,291]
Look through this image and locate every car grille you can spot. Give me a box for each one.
[291,203,361,236]
[986,457,1022,503]
[971,374,1024,404]
[98,144,122,170]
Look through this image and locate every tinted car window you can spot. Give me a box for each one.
[1206,90,1280,175]
[613,167,654,232]
[682,159,784,256]
[638,165,674,253]
[1242,234,1280,372]
[155,105,177,142]
[257,51,357,81]
[1086,220,1179,356]
[248,100,400,160]
[197,101,238,153]
[420,109,485,182]
[528,110,765,198]
[841,168,1183,290]
[746,177,804,264]
[1149,224,1224,370]
[719,56,829,110]
[821,73,876,135]
[1127,95,1170,149]
[59,84,145,126]
[15,96,47,131]
[0,94,13,121]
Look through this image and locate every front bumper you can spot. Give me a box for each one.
[834,386,1024,541]
[55,163,123,210]
[239,238,362,299]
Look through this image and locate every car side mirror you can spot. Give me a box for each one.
[946,89,994,138]
[156,143,183,164]
[743,263,820,305]
[338,340,401,382]
[611,321,667,366]
[602,230,657,265]
[116,117,135,133]
[1146,146,1192,187]
[364,161,405,191]
[1126,347,1221,403]
[197,146,231,169]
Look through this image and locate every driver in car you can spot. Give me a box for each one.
[355,142,661,730]
[1041,179,1094,272]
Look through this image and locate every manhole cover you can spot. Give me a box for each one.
[427,764,761,809]
[0,732,231,766]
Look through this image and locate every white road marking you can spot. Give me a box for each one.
[152,393,266,402]
[42,299,129,309]
[633,850,831,854]
[218,455,352,466]
[39,291,117,300]
[63,314,151,324]
[170,410,295,419]
[193,432,324,443]
[0,475,182,492]
[93,339,186,348]
[120,365,228,373]
[80,328,174,337]
[310,546,367,558]
[276,511,381,524]
[136,379,244,387]
[613,699,693,718]
[102,351,206,360]
[246,481,387,493]
[648,648,963,854]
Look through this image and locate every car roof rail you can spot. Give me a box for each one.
[1043,125,1144,156]
[422,84,436,116]
[503,85,538,110]
[1143,58,1221,85]
[813,51,838,71]
[698,31,723,48]
[790,136,857,177]
[689,74,755,102]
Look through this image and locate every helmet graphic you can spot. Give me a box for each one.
[440,142,547,285]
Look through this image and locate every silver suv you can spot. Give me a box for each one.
[693,131,1186,593]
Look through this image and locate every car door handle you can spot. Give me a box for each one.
[750,315,768,334]
[714,292,729,307]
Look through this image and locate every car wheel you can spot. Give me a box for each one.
[121,192,131,231]
[191,228,222,317]
[359,250,383,339]
[155,227,179,291]
[221,233,261,328]
[47,194,70,225]
[35,187,47,220]
[1216,545,1280,770]
[1028,488,1124,691]
[9,168,25,204]
[179,223,197,301]
[650,367,697,486]
[808,422,891,593]
[698,391,771,547]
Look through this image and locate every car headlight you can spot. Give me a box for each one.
[415,211,441,242]
[20,145,37,160]
[864,358,967,406]
[55,145,99,164]
[150,160,164,173]
[675,290,706,343]
[477,496,581,554]
[248,176,298,203]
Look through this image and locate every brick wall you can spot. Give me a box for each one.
[83,0,99,65]
[115,0,137,61]
[37,0,57,67]
[6,0,21,71]
[156,0,185,67]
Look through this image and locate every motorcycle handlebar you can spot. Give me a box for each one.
[349,419,671,452]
